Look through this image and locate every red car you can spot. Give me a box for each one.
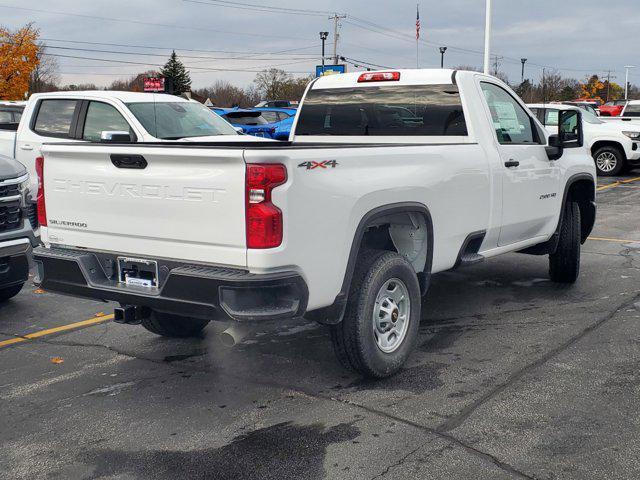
[599,100,627,117]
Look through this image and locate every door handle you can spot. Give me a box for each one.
[19,144,33,151]
[504,160,520,168]
[111,154,148,169]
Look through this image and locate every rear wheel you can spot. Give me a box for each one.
[0,283,23,302]
[549,201,581,283]
[330,250,421,378]
[593,146,624,176]
[141,311,210,338]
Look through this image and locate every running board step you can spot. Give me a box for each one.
[458,253,485,267]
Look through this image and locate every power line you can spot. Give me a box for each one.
[182,0,333,17]
[0,4,311,41]
[40,38,319,57]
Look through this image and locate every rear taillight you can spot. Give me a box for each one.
[246,163,286,249]
[35,156,47,227]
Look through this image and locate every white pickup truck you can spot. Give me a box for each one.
[529,103,640,176]
[0,91,264,196]
[33,69,596,378]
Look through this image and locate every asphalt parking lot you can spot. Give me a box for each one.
[2,175,640,480]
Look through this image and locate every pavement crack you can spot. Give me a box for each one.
[370,440,432,479]
[436,291,640,434]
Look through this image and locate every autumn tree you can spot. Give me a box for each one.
[0,23,40,100]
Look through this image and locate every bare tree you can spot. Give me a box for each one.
[29,42,60,93]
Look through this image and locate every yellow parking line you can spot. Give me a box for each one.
[596,176,640,191]
[588,236,640,244]
[0,314,114,349]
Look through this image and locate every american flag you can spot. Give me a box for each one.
[416,5,421,40]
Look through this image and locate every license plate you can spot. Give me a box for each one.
[117,257,159,289]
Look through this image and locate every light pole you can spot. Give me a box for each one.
[520,58,527,83]
[439,47,447,68]
[483,0,492,74]
[625,65,635,100]
[319,31,329,74]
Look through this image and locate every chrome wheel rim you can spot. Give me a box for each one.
[596,152,617,173]
[372,278,410,354]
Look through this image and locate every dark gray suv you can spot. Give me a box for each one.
[0,155,38,302]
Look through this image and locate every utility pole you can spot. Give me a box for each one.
[605,70,616,103]
[439,47,447,68]
[329,13,347,65]
[492,55,502,76]
[625,66,635,100]
[520,58,527,83]
[483,0,492,74]
[319,31,329,74]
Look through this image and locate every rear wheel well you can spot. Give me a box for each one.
[360,211,431,293]
[568,178,596,243]
[591,141,626,160]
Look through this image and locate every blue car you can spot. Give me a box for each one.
[272,115,295,141]
[211,107,296,140]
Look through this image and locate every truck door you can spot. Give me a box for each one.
[479,82,561,247]
[15,99,82,193]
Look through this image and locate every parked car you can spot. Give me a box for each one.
[599,100,628,117]
[0,91,268,195]
[0,102,26,159]
[34,69,595,378]
[212,108,284,138]
[562,101,600,116]
[255,100,297,108]
[272,115,295,140]
[529,103,640,176]
[0,154,37,302]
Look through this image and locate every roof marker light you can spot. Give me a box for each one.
[357,71,401,83]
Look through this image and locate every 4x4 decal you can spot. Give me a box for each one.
[298,160,338,170]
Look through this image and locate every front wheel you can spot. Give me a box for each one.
[593,146,624,176]
[141,311,210,338]
[549,201,581,283]
[330,250,421,378]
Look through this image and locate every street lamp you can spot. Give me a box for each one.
[319,31,329,74]
[439,47,447,68]
[625,65,635,100]
[520,58,527,83]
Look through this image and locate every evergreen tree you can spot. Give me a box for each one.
[161,51,191,95]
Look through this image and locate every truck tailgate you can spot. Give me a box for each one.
[40,145,247,267]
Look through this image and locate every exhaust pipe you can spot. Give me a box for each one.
[218,324,254,347]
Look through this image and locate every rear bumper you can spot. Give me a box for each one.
[33,247,308,322]
[0,239,31,289]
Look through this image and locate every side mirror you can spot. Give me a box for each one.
[559,109,583,149]
[100,131,133,143]
[546,135,563,161]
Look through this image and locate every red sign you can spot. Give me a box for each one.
[143,77,165,92]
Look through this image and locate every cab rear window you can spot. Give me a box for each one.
[296,84,467,136]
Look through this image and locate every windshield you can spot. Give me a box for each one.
[581,109,603,124]
[126,101,238,139]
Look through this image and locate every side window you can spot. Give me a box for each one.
[82,102,131,141]
[624,104,640,117]
[545,109,559,127]
[13,111,22,123]
[0,111,12,123]
[480,82,536,144]
[33,99,79,137]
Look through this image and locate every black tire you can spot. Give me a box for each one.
[0,283,23,302]
[549,201,581,283]
[141,311,210,338]
[330,250,422,378]
[593,146,625,176]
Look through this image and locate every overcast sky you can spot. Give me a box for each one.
[2,0,639,89]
